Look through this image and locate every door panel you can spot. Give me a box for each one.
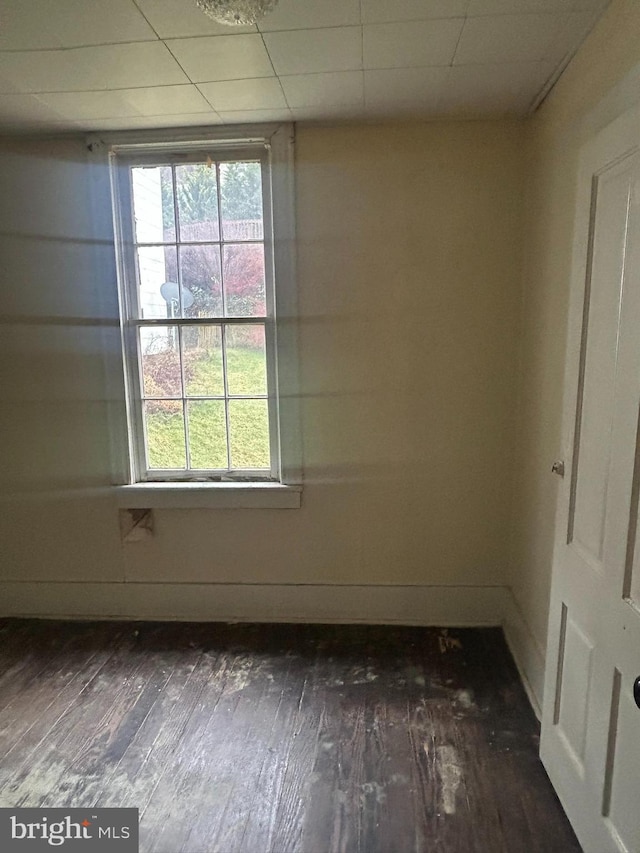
[606,689,640,852]
[556,612,594,764]
[568,162,631,566]
[541,105,640,853]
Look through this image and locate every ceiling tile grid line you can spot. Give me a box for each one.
[0,0,612,131]
[0,11,606,51]
[0,23,592,93]
[0,0,607,49]
[0,14,585,52]
[256,25,291,112]
[131,0,169,42]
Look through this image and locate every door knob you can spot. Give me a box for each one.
[634,676,640,709]
[551,460,565,477]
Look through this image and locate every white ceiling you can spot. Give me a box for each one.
[0,0,611,133]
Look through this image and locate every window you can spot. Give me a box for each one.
[100,125,301,507]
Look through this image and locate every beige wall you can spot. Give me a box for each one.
[0,121,524,604]
[510,0,640,661]
[0,138,125,584]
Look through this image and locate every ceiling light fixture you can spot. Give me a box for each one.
[194,0,279,26]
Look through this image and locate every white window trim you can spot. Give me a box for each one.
[88,123,302,509]
[114,481,301,509]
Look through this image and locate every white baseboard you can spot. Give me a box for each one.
[502,588,546,719]
[0,581,509,627]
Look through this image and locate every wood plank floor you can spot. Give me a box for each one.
[0,619,581,853]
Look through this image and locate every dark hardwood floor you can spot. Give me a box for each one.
[0,619,580,853]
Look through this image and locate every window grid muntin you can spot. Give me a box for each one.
[171,165,183,318]
[220,322,232,470]
[177,324,189,467]
[123,151,276,480]
[215,161,226,317]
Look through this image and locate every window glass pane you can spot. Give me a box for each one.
[180,244,222,319]
[140,326,182,397]
[145,400,186,469]
[132,166,175,243]
[220,161,263,241]
[176,163,220,243]
[229,399,270,469]
[137,246,178,319]
[187,400,227,469]
[183,325,224,397]
[225,325,267,396]
[223,244,266,317]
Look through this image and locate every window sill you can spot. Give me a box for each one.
[114,482,302,509]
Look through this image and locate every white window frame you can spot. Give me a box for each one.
[89,124,301,509]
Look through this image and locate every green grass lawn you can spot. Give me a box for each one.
[146,346,270,470]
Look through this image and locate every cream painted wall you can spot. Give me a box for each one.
[510,0,640,666]
[0,138,125,584]
[0,121,524,606]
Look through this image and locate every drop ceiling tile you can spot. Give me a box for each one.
[263,27,362,75]
[258,0,361,31]
[507,86,549,112]
[198,77,287,111]
[454,13,563,63]
[0,0,157,50]
[280,71,364,108]
[0,74,21,95]
[364,66,449,109]
[526,58,557,89]
[122,84,213,116]
[291,104,367,122]
[439,61,550,115]
[158,112,224,127]
[364,20,464,69]
[35,86,212,120]
[35,91,137,121]
[78,113,224,131]
[216,108,294,122]
[0,43,189,93]
[469,0,608,10]
[361,0,470,23]
[461,58,552,89]
[135,0,257,37]
[165,35,274,82]
[0,94,65,123]
[545,9,601,63]
[467,0,573,14]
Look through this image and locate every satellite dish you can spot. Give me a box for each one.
[160,280,195,310]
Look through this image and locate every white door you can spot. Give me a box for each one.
[541,104,640,853]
